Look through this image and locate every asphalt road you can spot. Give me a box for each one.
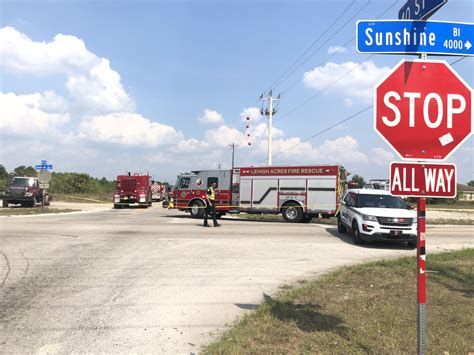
[0,205,472,354]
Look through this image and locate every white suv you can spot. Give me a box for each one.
[338,189,417,246]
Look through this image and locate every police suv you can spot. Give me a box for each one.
[338,189,417,246]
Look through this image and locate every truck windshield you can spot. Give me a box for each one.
[10,178,36,187]
[357,194,407,209]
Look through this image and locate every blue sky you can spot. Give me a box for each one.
[1,0,473,184]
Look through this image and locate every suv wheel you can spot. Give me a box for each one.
[337,216,346,233]
[352,221,363,245]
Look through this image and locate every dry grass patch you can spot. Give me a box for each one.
[204,249,473,354]
[0,207,79,216]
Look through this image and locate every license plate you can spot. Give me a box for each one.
[390,230,402,236]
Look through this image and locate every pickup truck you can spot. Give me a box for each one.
[3,177,51,208]
[338,188,417,246]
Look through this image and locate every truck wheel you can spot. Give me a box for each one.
[352,221,363,245]
[301,214,313,223]
[2,199,8,208]
[44,195,51,206]
[189,200,205,218]
[114,204,122,209]
[282,202,303,223]
[337,216,346,233]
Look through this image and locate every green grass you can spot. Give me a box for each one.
[204,249,473,354]
[52,193,111,203]
[0,207,79,216]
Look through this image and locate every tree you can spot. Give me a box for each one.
[350,174,366,188]
[468,180,474,187]
[12,165,36,177]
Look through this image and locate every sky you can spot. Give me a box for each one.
[0,0,473,185]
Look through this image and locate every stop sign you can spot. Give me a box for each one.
[375,59,473,160]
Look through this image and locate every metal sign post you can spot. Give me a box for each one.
[417,197,427,355]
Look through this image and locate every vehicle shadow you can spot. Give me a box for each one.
[325,226,415,250]
[261,293,347,333]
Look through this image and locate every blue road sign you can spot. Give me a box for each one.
[399,0,447,20]
[35,164,53,170]
[356,20,474,56]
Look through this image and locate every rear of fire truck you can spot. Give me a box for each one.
[113,174,152,208]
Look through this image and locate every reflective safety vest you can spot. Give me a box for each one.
[207,186,215,201]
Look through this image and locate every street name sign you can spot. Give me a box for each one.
[399,0,447,20]
[35,160,53,171]
[390,162,456,198]
[356,20,474,56]
[374,59,473,161]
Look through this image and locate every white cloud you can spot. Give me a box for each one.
[327,46,346,54]
[303,61,390,104]
[0,91,70,134]
[199,109,224,124]
[371,147,395,166]
[240,107,262,123]
[0,26,133,115]
[79,113,183,147]
[204,125,246,147]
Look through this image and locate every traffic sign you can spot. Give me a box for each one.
[390,162,456,198]
[356,20,474,56]
[37,170,52,183]
[374,59,473,161]
[35,164,53,170]
[399,0,447,20]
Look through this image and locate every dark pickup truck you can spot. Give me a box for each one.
[3,177,51,208]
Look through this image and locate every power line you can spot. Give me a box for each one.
[261,53,469,164]
[270,0,372,92]
[276,54,374,122]
[258,105,373,164]
[264,0,357,93]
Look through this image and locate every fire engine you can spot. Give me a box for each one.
[170,165,347,222]
[113,173,152,208]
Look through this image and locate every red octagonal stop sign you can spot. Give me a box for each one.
[375,59,473,161]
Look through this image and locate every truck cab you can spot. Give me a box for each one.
[3,177,51,208]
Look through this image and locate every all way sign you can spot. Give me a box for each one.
[356,20,474,56]
[390,162,456,198]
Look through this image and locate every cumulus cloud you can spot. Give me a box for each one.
[371,147,395,166]
[0,26,133,114]
[303,61,390,104]
[199,109,224,124]
[79,113,183,147]
[0,92,70,134]
[240,107,262,123]
[327,46,346,54]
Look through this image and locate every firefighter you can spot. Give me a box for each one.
[204,182,220,227]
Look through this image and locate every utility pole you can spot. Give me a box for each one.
[260,90,280,166]
[228,143,238,169]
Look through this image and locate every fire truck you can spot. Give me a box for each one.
[170,165,347,222]
[113,173,152,208]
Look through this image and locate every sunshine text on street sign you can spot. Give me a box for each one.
[399,0,447,20]
[390,162,456,198]
[356,20,474,56]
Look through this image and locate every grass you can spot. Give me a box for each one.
[204,249,473,354]
[52,193,112,203]
[427,218,474,225]
[0,207,79,216]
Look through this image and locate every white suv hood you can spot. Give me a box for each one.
[354,207,416,218]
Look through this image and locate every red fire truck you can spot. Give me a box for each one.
[170,165,347,222]
[113,173,152,208]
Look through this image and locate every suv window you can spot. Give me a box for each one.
[357,194,407,209]
[344,192,356,207]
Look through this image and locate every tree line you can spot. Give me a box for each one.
[0,165,115,194]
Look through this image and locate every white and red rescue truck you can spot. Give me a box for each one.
[171,165,347,222]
